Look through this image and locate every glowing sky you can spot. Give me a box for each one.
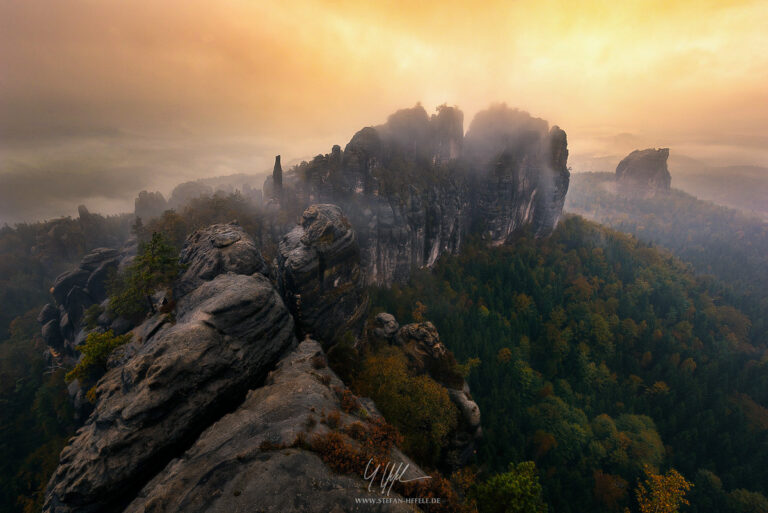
[1,0,768,222]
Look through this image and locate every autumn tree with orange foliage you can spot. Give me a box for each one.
[628,466,692,513]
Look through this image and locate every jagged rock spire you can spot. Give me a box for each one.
[272,154,283,202]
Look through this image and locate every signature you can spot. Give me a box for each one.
[363,458,432,496]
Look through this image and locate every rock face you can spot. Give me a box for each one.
[43,238,295,512]
[123,339,422,513]
[278,204,368,345]
[616,148,671,191]
[271,103,570,284]
[40,247,124,355]
[176,222,269,296]
[43,219,439,513]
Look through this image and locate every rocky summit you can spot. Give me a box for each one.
[42,214,434,513]
[266,103,570,285]
[616,148,672,191]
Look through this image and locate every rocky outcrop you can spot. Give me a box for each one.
[371,312,399,341]
[372,314,482,468]
[123,339,423,513]
[43,219,441,513]
[40,247,123,355]
[270,103,570,284]
[273,154,283,201]
[176,222,269,296]
[278,204,368,345]
[616,148,671,191]
[464,105,570,241]
[44,259,295,512]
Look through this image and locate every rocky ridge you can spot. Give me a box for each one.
[267,104,570,285]
[40,244,135,358]
[42,214,437,513]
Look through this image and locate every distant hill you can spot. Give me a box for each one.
[565,171,768,343]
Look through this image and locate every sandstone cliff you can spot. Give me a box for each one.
[616,148,671,191]
[270,103,569,285]
[43,216,436,513]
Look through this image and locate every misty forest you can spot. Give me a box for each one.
[2,2,768,513]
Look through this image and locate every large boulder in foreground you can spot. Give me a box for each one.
[616,148,671,191]
[43,271,295,513]
[123,339,422,513]
[278,204,368,345]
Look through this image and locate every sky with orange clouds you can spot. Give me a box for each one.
[1,0,767,222]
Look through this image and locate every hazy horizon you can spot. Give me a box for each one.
[2,0,768,224]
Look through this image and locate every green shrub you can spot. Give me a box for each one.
[109,232,180,321]
[83,303,105,330]
[472,461,547,513]
[65,330,132,397]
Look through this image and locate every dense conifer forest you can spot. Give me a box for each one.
[371,216,768,512]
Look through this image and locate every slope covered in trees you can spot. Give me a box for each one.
[565,172,768,345]
[371,216,768,513]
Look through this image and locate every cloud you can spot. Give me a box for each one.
[1,0,767,222]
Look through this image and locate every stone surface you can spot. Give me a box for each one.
[43,272,295,513]
[278,204,368,345]
[616,148,671,191]
[372,312,399,341]
[269,104,569,285]
[123,340,422,513]
[42,247,123,355]
[176,223,269,296]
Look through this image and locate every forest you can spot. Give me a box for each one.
[2,193,768,512]
[566,172,768,344]
[371,216,768,512]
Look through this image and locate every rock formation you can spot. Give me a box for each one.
[40,247,127,356]
[616,148,671,191]
[42,217,436,513]
[278,204,368,345]
[44,227,295,513]
[273,154,283,200]
[270,103,570,284]
[122,339,423,513]
[176,222,270,296]
[371,314,482,468]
